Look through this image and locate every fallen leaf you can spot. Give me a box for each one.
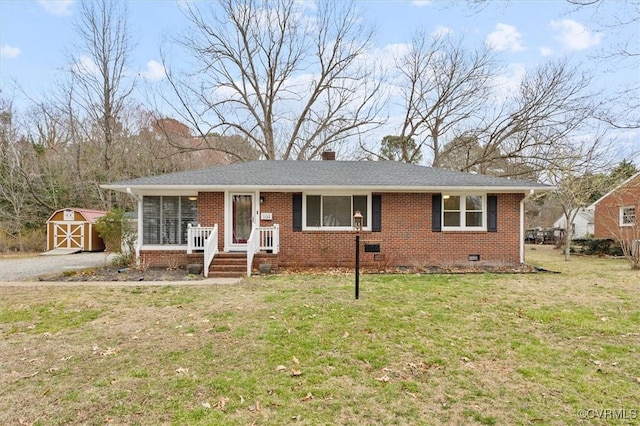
[215,397,229,411]
[292,356,299,364]
[202,402,211,409]
[276,365,287,372]
[343,331,350,338]
[301,392,313,401]
[460,356,470,363]
[99,347,117,356]
[291,369,302,376]
[175,367,189,374]
[375,375,390,383]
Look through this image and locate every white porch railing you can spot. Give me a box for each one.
[187,224,219,277]
[246,226,259,277]
[203,225,219,278]
[259,224,280,253]
[187,224,216,254]
[246,224,280,277]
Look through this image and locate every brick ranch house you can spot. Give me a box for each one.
[592,172,639,243]
[102,156,553,277]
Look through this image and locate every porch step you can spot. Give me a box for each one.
[209,253,247,278]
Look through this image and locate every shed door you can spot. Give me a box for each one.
[53,223,84,249]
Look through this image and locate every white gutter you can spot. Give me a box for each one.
[520,189,536,264]
[105,184,555,194]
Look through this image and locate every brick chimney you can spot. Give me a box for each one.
[321,151,336,161]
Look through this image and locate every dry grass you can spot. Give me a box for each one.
[1,245,638,425]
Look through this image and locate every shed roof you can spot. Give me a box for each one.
[47,208,107,224]
[103,160,553,193]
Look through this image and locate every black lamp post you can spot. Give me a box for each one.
[353,210,363,299]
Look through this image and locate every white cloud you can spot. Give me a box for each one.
[412,0,432,6]
[37,0,73,16]
[486,23,525,52]
[549,19,603,51]
[491,62,526,104]
[71,55,99,76]
[139,60,166,81]
[431,25,452,39]
[539,46,553,56]
[1,44,21,59]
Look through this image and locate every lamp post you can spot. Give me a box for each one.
[353,210,363,300]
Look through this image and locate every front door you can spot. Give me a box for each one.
[232,194,253,244]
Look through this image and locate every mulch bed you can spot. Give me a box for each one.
[39,266,205,282]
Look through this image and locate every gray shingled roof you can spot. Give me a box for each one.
[103,160,552,191]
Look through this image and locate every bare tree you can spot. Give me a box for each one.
[0,99,28,250]
[567,0,639,130]
[464,60,598,178]
[378,32,495,165]
[159,0,385,160]
[545,134,611,260]
[66,0,135,208]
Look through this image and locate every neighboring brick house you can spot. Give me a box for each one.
[592,172,640,243]
[102,156,552,276]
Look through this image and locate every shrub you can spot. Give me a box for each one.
[0,226,46,252]
[95,209,137,266]
[579,238,615,255]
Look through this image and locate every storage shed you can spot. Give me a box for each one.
[46,208,107,252]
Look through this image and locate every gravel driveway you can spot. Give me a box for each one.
[0,252,116,282]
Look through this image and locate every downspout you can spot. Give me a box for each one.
[126,188,143,261]
[520,189,535,264]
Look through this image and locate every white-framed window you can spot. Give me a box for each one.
[304,194,369,230]
[620,206,635,226]
[142,196,197,245]
[442,194,485,230]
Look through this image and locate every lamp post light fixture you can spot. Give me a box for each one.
[353,210,363,299]
[353,210,363,231]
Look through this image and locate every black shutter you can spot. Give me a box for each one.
[432,194,442,232]
[487,195,498,232]
[372,194,382,232]
[292,193,302,231]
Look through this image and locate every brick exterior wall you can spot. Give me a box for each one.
[594,174,640,242]
[139,250,190,268]
[139,191,525,270]
[262,191,523,269]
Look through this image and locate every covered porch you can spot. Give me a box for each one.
[186,223,280,277]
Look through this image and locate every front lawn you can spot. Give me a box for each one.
[0,246,638,425]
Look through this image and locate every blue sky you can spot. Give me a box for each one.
[1,0,638,161]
